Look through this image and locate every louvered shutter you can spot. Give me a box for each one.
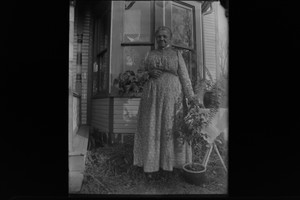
[203,5,217,81]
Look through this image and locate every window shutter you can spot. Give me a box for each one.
[203,6,217,81]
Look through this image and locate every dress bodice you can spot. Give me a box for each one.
[146,47,179,75]
[141,46,194,100]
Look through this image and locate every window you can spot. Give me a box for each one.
[109,1,203,96]
[123,1,152,43]
[122,1,154,72]
[170,1,198,87]
[92,9,110,96]
[171,2,194,49]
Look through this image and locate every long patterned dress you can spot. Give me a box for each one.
[133,46,195,172]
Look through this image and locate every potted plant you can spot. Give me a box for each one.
[177,68,227,186]
[195,65,227,109]
[113,70,149,97]
[177,100,215,186]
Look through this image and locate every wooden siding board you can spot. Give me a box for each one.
[111,98,140,135]
[92,100,110,106]
[92,122,109,129]
[92,104,110,108]
[113,112,138,117]
[92,109,108,114]
[113,105,139,112]
[113,114,138,118]
[91,118,109,124]
[113,129,137,134]
[91,98,111,133]
[79,8,93,125]
[92,110,109,115]
[113,123,137,129]
[92,114,109,119]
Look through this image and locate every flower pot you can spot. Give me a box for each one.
[182,163,207,186]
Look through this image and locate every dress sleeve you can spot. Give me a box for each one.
[177,51,195,100]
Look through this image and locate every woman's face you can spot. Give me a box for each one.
[156,29,171,49]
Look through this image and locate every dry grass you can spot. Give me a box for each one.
[80,141,227,195]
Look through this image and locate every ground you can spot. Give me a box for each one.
[80,140,227,195]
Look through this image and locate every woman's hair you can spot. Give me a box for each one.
[155,26,172,38]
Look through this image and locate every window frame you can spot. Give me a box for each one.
[170,1,196,50]
[91,6,111,98]
[169,0,203,87]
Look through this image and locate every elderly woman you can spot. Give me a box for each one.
[133,26,200,180]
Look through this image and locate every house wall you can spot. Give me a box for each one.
[113,98,140,133]
[112,98,140,144]
[80,7,92,125]
[72,3,93,125]
[86,1,226,144]
[72,4,78,93]
[69,2,75,152]
[203,2,228,81]
[73,95,80,135]
[90,97,140,144]
[216,2,228,79]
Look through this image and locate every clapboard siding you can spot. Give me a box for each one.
[73,96,80,135]
[80,10,92,124]
[71,5,93,125]
[113,98,140,134]
[71,6,78,92]
[114,119,137,123]
[93,109,110,115]
[91,98,110,132]
[113,129,137,134]
[90,97,140,135]
[114,123,137,129]
[203,4,217,81]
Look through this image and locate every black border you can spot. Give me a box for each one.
[3,0,300,199]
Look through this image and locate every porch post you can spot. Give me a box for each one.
[69,1,75,153]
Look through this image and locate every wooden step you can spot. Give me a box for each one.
[69,154,85,172]
[69,125,90,193]
[69,171,84,193]
[71,125,90,155]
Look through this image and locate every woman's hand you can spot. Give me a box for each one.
[149,69,163,79]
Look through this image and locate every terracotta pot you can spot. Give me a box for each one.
[182,163,207,186]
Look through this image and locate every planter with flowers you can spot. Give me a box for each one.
[113,70,149,98]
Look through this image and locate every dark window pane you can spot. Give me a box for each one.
[98,52,109,92]
[92,61,98,96]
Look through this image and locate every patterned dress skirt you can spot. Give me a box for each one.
[133,72,192,172]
